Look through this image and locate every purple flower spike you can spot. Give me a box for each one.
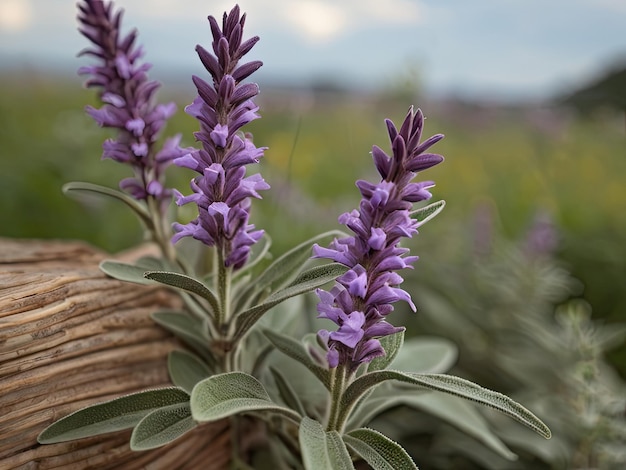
[77,0,189,207]
[313,107,444,372]
[172,5,269,270]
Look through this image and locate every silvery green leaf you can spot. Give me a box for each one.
[299,417,354,470]
[248,230,346,296]
[151,310,213,364]
[130,402,196,451]
[99,260,154,285]
[168,349,212,394]
[37,388,189,444]
[270,366,307,417]
[368,330,405,372]
[264,329,331,390]
[144,271,219,315]
[390,336,458,374]
[62,181,150,224]
[341,371,551,440]
[410,199,445,226]
[343,427,417,470]
[234,263,348,341]
[190,372,301,423]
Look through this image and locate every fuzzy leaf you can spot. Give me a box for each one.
[37,388,189,444]
[130,402,196,451]
[342,371,551,439]
[411,199,445,226]
[246,231,346,299]
[234,263,348,341]
[368,331,405,372]
[62,181,150,224]
[264,330,331,390]
[151,311,213,364]
[343,428,417,470]
[270,366,307,417]
[299,417,354,470]
[168,349,212,394]
[144,271,219,314]
[99,260,154,285]
[190,372,301,423]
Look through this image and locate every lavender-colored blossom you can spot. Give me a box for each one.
[77,0,188,207]
[172,5,269,270]
[313,107,444,371]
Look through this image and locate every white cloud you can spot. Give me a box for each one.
[0,0,33,32]
[284,1,347,44]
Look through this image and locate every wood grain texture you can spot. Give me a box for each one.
[0,238,230,469]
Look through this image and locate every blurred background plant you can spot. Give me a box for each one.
[380,205,626,469]
[1,66,625,468]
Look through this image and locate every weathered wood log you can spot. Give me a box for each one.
[0,238,230,469]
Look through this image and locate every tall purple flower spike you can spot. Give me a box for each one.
[172,5,269,270]
[77,0,188,208]
[313,107,444,371]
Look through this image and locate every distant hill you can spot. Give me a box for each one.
[558,63,626,118]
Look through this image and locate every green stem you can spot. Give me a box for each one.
[325,365,347,432]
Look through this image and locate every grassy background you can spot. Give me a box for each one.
[1,72,625,365]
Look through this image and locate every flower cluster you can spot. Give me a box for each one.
[172,5,269,270]
[77,0,187,207]
[314,107,444,371]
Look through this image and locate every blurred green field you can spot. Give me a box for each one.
[1,73,624,325]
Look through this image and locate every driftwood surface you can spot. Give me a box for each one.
[0,238,230,470]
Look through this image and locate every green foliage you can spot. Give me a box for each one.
[343,428,418,470]
[130,402,196,451]
[168,349,212,394]
[299,417,353,470]
[38,388,190,444]
[190,372,301,423]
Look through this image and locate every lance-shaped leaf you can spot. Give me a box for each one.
[343,428,417,470]
[299,417,354,470]
[411,199,445,226]
[62,181,151,225]
[340,371,551,440]
[234,263,348,341]
[145,271,219,315]
[270,366,307,417]
[239,231,347,305]
[37,388,189,444]
[130,402,196,451]
[264,329,331,390]
[100,260,154,285]
[168,349,212,394]
[190,372,301,423]
[151,311,214,365]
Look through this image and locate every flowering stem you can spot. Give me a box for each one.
[326,365,348,433]
[146,196,176,264]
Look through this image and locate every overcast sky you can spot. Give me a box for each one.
[1,0,625,100]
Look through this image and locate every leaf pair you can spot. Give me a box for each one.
[299,417,417,470]
[37,388,195,451]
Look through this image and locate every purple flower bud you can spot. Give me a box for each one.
[172,5,268,270]
[315,107,444,371]
[77,0,190,206]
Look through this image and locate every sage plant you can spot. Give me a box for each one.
[38,3,553,468]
